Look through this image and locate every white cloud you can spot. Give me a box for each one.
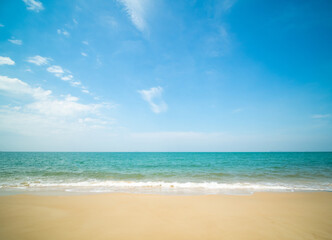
[65,95,79,102]
[82,41,89,45]
[61,75,73,81]
[22,0,44,12]
[312,114,330,119]
[27,55,52,66]
[47,65,64,75]
[46,65,87,93]
[0,76,104,118]
[78,117,108,125]
[27,96,99,117]
[0,101,117,150]
[82,89,90,94]
[8,39,23,45]
[117,0,149,32]
[0,24,4,27]
[0,75,51,100]
[81,52,88,57]
[0,56,15,65]
[47,65,75,83]
[70,81,81,87]
[138,86,167,113]
[57,29,70,36]
[0,76,116,149]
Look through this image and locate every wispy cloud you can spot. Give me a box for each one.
[8,39,23,45]
[138,86,167,113]
[70,81,81,87]
[222,0,237,11]
[82,41,89,45]
[81,52,88,57]
[60,75,73,81]
[95,56,103,66]
[205,25,230,57]
[47,65,65,77]
[22,0,44,12]
[0,56,15,65]
[27,55,52,66]
[312,114,331,119]
[47,65,75,82]
[47,65,74,81]
[0,24,4,27]
[46,65,90,93]
[57,29,70,36]
[117,0,149,32]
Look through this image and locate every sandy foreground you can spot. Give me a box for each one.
[0,192,331,240]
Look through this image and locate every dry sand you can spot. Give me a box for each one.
[0,192,331,240]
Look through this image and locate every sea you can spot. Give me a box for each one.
[0,152,331,195]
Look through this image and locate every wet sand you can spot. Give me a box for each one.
[0,192,331,240]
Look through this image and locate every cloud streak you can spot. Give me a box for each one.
[138,86,167,113]
[8,39,23,45]
[46,64,91,94]
[47,65,65,77]
[222,0,237,11]
[47,65,75,82]
[117,0,149,32]
[27,55,52,65]
[22,0,44,12]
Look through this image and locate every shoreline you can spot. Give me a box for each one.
[0,189,330,197]
[1,179,330,196]
[0,192,331,239]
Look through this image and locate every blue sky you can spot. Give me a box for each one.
[0,0,331,151]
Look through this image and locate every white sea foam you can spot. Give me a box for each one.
[1,180,331,195]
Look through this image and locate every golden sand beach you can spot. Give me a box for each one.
[0,192,331,240]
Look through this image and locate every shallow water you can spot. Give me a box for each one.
[0,152,331,195]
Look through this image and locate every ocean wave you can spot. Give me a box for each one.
[1,180,331,193]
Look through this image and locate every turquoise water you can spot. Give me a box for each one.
[0,152,331,195]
